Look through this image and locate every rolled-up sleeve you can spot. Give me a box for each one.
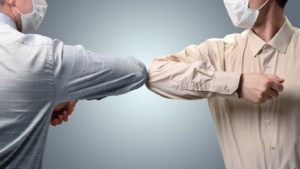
[146,39,241,100]
[52,39,148,103]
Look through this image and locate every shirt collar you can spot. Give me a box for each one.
[0,12,17,30]
[248,18,294,57]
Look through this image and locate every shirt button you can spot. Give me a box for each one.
[270,146,276,150]
[224,86,230,93]
[266,120,272,126]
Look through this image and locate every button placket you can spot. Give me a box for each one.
[264,100,278,169]
[260,102,276,169]
[257,45,276,74]
[258,46,279,165]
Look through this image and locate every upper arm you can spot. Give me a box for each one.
[149,39,225,73]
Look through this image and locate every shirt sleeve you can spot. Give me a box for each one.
[146,39,241,100]
[52,39,148,103]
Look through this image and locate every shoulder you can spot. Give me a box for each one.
[15,34,66,58]
[293,25,300,32]
[199,30,248,52]
[293,26,300,39]
[220,30,248,46]
[16,33,54,46]
[13,34,66,70]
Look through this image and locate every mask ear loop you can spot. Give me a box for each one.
[257,0,270,10]
[12,6,24,16]
[8,3,22,31]
[247,0,270,11]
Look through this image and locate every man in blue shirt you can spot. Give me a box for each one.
[0,0,147,168]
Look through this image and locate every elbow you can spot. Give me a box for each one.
[145,69,157,92]
[146,67,174,99]
[146,63,204,100]
[135,62,148,88]
[128,57,148,90]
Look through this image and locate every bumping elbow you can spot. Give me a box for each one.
[145,68,172,99]
[135,62,148,87]
[127,57,148,90]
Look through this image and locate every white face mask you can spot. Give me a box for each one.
[13,0,48,33]
[224,0,269,29]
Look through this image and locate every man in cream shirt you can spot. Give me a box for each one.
[147,0,300,168]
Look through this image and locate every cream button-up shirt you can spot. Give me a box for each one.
[147,19,300,169]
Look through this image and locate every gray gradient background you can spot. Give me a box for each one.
[38,1,300,169]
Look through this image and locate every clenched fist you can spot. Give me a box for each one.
[51,101,77,126]
[237,73,284,104]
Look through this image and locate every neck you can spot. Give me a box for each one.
[252,3,285,42]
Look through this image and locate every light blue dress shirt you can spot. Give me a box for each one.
[0,12,147,169]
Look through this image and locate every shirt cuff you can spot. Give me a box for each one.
[212,71,241,98]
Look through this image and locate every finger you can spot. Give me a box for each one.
[269,81,284,92]
[58,115,63,124]
[259,92,272,102]
[51,111,60,118]
[63,111,68,122]
[267,89,279,98]
[51,112,62,122]
[262,92,272,101]
[264,95,273,100]
[51,119,59,126]
[64,115,69,122]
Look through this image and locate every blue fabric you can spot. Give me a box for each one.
[0,13,147,169]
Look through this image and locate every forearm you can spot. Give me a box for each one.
[146,58,241,100]
[54,41,148,102]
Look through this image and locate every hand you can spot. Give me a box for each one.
[237,73,284,104]
[51,101,78,126]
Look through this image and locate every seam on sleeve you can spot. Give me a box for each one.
[46,41,56,103]
[51,42,73,103]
